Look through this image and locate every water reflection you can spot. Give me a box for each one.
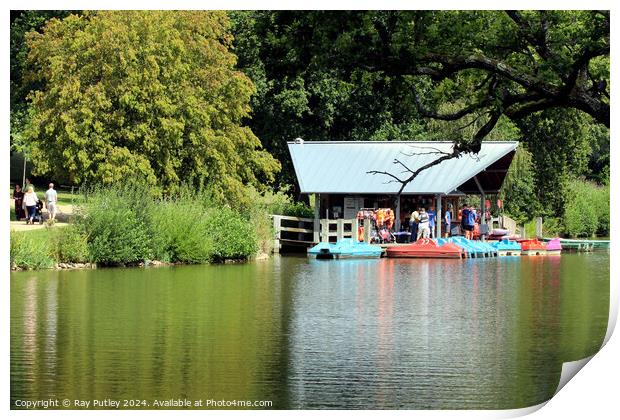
[11,253,609,409]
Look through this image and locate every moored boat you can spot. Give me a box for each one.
[545,237,562,255]
[333,238,383,259]
[491,238,522,256]
[308,239,382,259]
[519,239,547,256]
[308,242,338,259]
[386,238,464,259]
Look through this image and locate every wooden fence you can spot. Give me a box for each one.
[271,215,357,251]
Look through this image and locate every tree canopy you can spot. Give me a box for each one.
[229,10,609,193]
[11,10,609,225]
[23,11,279,199]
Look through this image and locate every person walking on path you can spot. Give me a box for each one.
[23,186,39,225]
[24,178,34,192]
[417,208,430,240]
[409,208,420,242]
[428,206,437,239]
[13,184,25,220]
[444,204,452,238]
[45,183,58,221]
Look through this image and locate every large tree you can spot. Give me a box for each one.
[231,11,609,192]
[24,11,279,200]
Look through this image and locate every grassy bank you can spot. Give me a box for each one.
[10,184,311,270]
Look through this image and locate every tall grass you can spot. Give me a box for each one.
[12,183,312,269]
[10,230,55,270]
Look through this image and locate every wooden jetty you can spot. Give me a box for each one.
[542,238,610,252]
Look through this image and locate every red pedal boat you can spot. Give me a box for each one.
[518,239,548,256]
[386,238,464,259]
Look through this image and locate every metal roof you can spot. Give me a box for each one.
[288,141,518,195]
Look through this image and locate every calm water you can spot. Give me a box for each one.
[11,253,609,409]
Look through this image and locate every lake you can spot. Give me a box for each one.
[10,252,609,409]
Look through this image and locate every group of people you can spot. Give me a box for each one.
[408,206,437,242]
[13,179,58,224]
[407,203,481,241]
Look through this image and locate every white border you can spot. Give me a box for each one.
[3,2,617,419]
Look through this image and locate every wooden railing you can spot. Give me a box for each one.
[319,219,356,243]
[271,215,358,251]
[272,215,315,250]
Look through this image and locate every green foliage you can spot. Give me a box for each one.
[10,230,55,269]
[49,225,90,263]
[10,11,75,155]
[204,208,258,262]
[563,179,604,238]
[148,195,215,264]
[230,11,608,192]
[542,217,563,237]
[74,184,262,264]
[74,186,152,265]
[24,11,279,201]
[500,147,539,224]
[518,109,595,215]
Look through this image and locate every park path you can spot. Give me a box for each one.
[9,200,74,231]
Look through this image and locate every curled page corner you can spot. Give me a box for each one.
[554,356,595,396]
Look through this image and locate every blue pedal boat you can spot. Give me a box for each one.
[491,238,522,256]
[308,238,383,259]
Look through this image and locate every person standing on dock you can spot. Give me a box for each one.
[444,204,452,238]
[409,208,420,242]
[464,205,476,240]
[428,206,436,238]
[417,208,430,239]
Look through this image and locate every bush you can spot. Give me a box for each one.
[542,217,562,237]
[75,186,152,264]
[563,179,599,238]
[149,198,214,263]
[49,226,90,263]
[10,231,55,270]
[593,184,610,236]
[205,207,258,262]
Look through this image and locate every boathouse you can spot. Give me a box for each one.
[278,140,518,248]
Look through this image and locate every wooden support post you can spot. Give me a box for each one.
[436,194,442,239]
[535,217,543,238]
[313,194,320,244]
[395,195,401,232]
[363,218,371,243]
[320,219,329,243]
[273,215,281,252]
[336,219,344,241]
[473,175,486,241]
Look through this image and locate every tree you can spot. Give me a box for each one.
[11,10,75,153]
[24,11,279,201]
[518,108,594,216]
[230,11,609,193]
[375,10,609,147]
[499,147,539,224]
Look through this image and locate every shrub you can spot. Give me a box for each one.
[563,179,599,238]
[205,207,258,262]
[149,198,214,263]
[10,231,55,270]
[75,186,152,264]
[49,226,90,263]
[542,217,562,237]
[593,184,610,236]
